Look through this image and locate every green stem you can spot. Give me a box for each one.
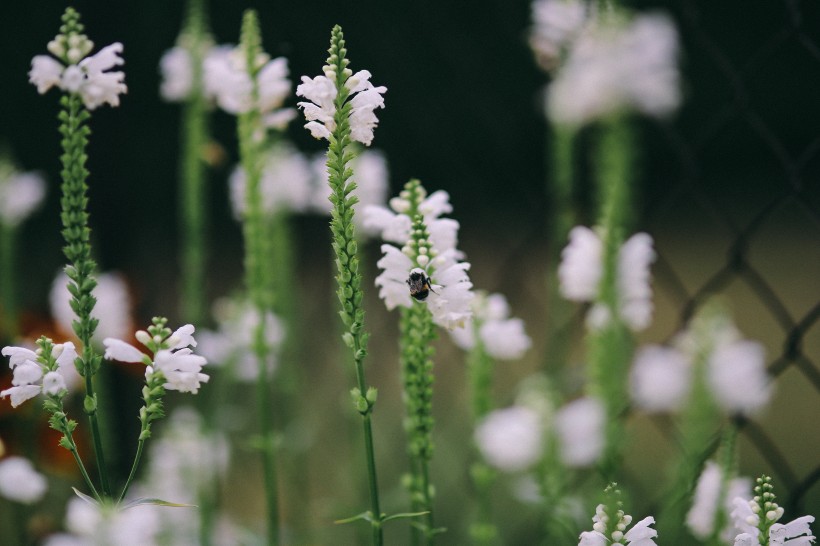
[117,439,145,503]
[467,342,497,544]
[179,0,209,325]
[0,223,18,341]
[59,91,110,497]
[543,125,577,377]
[255,318,280,546]
[324,25,383,545]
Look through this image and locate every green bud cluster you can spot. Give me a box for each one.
[752,475,786,542]
[47,8,93,65]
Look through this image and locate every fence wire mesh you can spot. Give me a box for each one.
[637,0,820,516]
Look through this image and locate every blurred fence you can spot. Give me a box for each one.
[638,0,820,515]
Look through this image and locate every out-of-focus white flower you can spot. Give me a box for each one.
[529,0,588,71]
[548,13,680,126]
[229,144,313,219]
[103,323,208,394]
[0,456,48,503]
[57,497,161,546]
[30,35,127,110]
[555,396,605,467]
[708,339,772,416]
[475,406,543,472]
[449,293,532,360]
[297,67,386,146]
[618,232,656,331]
[686,461,752,540]
[0,169,47,227]
[559,226,655,331]
[310,149,389,235]
[371,183,473,329]
[196,298,284,382]
[1,342,78,407]
[50,270,132,344]
[630,345,691,412]
[158,46,194,102]
[559,226,603,301]
[205,46,293,129]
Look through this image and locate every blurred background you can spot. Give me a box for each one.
[0,0,818,544]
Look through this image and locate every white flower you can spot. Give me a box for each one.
[0,170,47,226]
[529,0,588,71]
[158,46,193,101]
[61,497,161,546]
[205,46,292,127]
[297,67,386,146]
[554,396,605,467]
[374,245,415,310]
[103,323,209,394]
[228,144,313,219]
[618,232,655,331]
[152,349,209,394]
[548,14,680,126]
[475,406,543,472]
[50,271,132,344]
[559,226,603,301]
[310,149,389,235]
[707,339,772,415]
[425,260,474,330]
[195,298,285,382]
[730,495,815,546]
[449,293,532,360]
[30,38,127,110]
[579,503,659,546]
[686,461,752,540]
[559,226,655,331]
[0,456,48,503]
[1,342,77,407]
[630,345,691,412]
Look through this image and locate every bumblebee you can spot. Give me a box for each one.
[407,268,437,301]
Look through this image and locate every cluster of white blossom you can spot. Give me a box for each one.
[578,503,658,546]
[29,30,126,110]
[0,455,48,504]
[558,226,656,331]
[0,161,46,227]
[474,394,605,472]
[630,317,772,416]
[296,68,386,146]
[449,292,532,361]
[103,324,208,394]
[365,185,473,329]
[196,298,284,382]
[529,0,588,71]
[546,12,680,126]
[1,342,78,407]
[686,461,752,542]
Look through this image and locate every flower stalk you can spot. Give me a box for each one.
[236,10,280,546]
[178,0,210,324]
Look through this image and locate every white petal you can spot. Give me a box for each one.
[102,339,146,363]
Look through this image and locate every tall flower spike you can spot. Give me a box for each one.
[31,7,127,497]
[730,476,815,546]
[578,485,659,546]
[298,26,385,544]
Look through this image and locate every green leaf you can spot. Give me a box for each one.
[119,497,196,510]
[334,511,373,525]
[382,511,430,523]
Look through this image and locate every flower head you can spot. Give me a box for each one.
[475,406,543,472]
[529,0,588,71]
[449,292,532,360]
[559,226,655,331]
[579,487,659,546]
[296,34,386,146]
[548,13,680,126]
[0,456,48,504]
[204,45,293,128]
[1,341,77,407]
[369,180,473,329]
[29,9,126,110]
[0,160,47,227]
[103,319,208,394]
[229,143,313,219]
[730,476,815,546]
[686,460,752,541]
[555,396,605,467]
[630,345,691,412]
